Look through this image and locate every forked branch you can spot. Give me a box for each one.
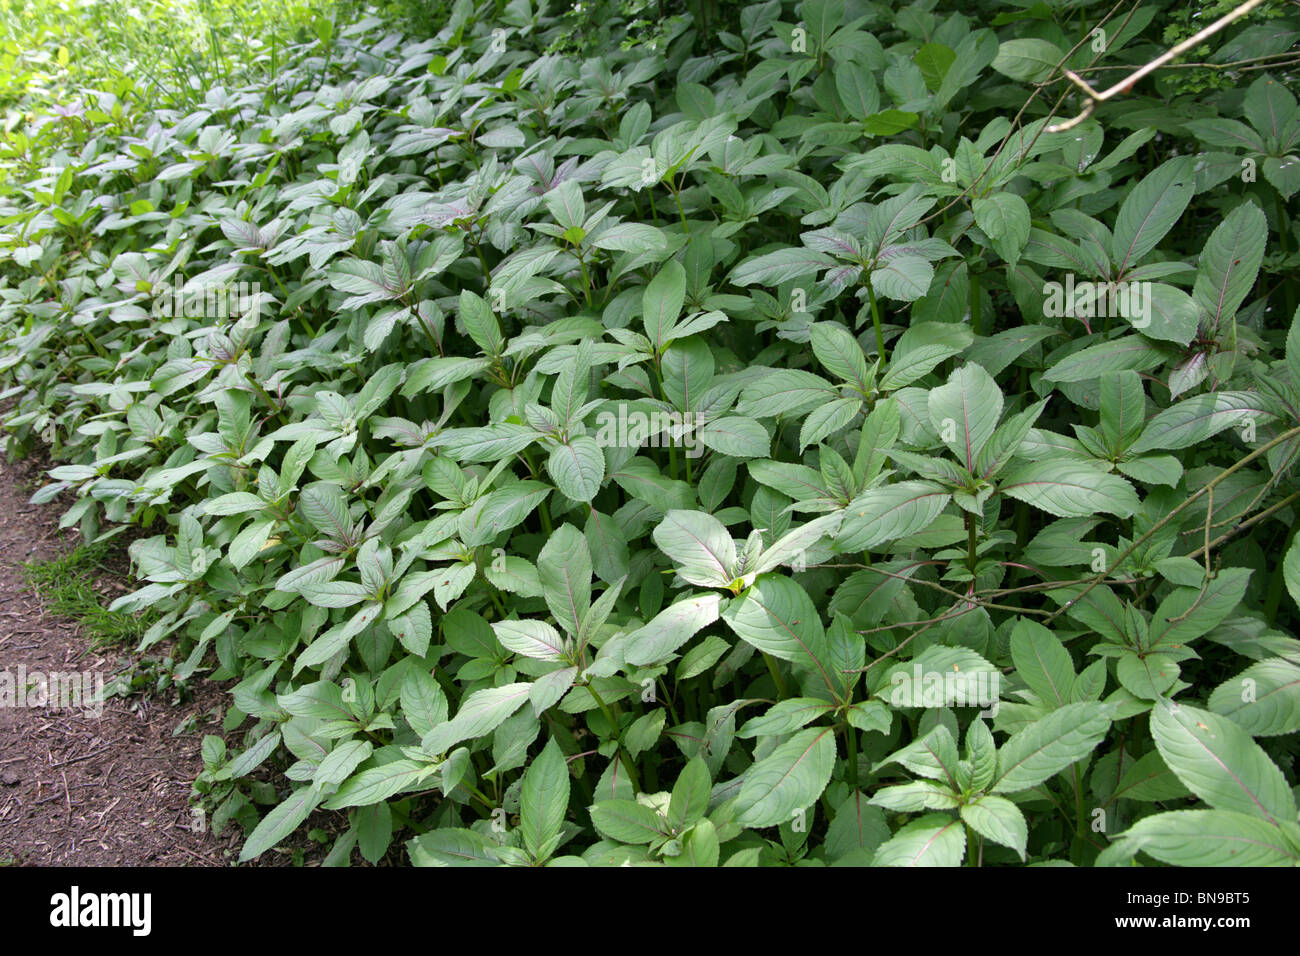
[1046,0,1269,133]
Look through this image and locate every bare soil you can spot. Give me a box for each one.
[0,455,234,866]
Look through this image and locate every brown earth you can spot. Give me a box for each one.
[0,454,235,866]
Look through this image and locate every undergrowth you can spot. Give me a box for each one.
[21,542,155,647]
[1,0,1299,868]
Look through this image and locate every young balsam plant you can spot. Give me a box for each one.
[2,0,1299,867]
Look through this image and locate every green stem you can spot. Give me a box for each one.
[966,511,978,574]
[586,683,640,793]
[522,449,553,532]
[672,185,690,234]
[866,278,885,359]
[473,235,492,286]
[763,652,789,699]
[1264,522,1299,624]
[577,250,593,307]
[487,584,508,620]
[1276,193,1295,317]
[247,375,286,424]
[845,721,858,789]
[657,678,681,726]
[651,358,679,479]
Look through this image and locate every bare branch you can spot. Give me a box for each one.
[1046,0,1269,133]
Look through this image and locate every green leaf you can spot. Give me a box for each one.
[493,619,567,661]
[356,802,393,864]
[1133,284,1199,346]
[1042,336,1170,384]
[543,178,585,230]
[316,740,375,788]
[546,436,605,503]
[1129,392,1268,453]
[880,322,974,391]
[1262,155,1300,199]
[422,683,533,754]
[228,517,276,570]
[623,592,723,666]
[752,512,845,577]
[1110,810,1300,867]
[653,510,736,588]
[998,461,1138,518]
[1192,201,1267,331]
[972,192,1030,264]
[876,723,962,784]
[324,759,432,809]
[913,42,955,91]
[643,259,686,353]
[589,800,669,844]
[696,416,770,458]
[1150,700,1296,825]
[1111,749,1191,803]
[666,818,720,867]
[1148,568,1252,647]
[537,524,592,636]
[928,363,1002,471]
[520,738,569,861]
[1097,370,1146,454]
[529,667,577,716]
[1116,649,1180,700]
[733,727,837,828]
[1279,530,1300,613]
[836,481,952,551]
[328,259,395,307]
[990,38,1063,83]
[737,698,834,738]
[239,785,323,861]
[810,322,870,390]
[1208,658,1300,737]
[432,424,538,462]
[458,289,504,356]
[798,398,861,451]
[960,796,1028,860]
[400,669,448,739]
[722,574,836,694]
[1244,75,1297,147]
[824,790,891,861]
[407,829,500,866]
[870,256,933,301]
[736,369,839,419]
[1111,156,1194,273]
[1009,618,1075,708]
[730,247,835,287]
[834,60,879,122]
[402,357,492,396]
[991,702,1110,793]
[872,813,966,866]
[668,757,711,831]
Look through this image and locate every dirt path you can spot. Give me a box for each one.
[0,456,231,866]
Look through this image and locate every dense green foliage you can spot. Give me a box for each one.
[0,0,331,112]
[2,0,1300,866]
